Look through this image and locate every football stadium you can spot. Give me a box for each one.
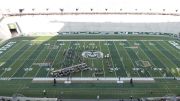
[0,0,180,100]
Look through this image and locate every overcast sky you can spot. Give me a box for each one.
[0,0,179,9]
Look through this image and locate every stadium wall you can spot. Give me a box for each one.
[0,17,12,39]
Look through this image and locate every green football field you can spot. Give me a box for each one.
[0,35,179,98]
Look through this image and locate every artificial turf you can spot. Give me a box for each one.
[0,35,179,98]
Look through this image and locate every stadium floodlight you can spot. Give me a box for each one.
[90,8,93,11]
[76,8,79,11]
[19,9,24,13]
[60,8,64,12]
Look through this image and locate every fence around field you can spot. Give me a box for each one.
[32,77,155,83]
[1,77,179,83]
[0,96,57,101]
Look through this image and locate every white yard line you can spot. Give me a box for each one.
[0,43,27,77]
[34,41,57,77]
[82,41,94,77]
[145,42,175,77]
[121,42,140,77]
[46,42,63,77]
[43,41,58,77]
[0,71,6,77]
[98,41,106,77]
[127,41,151,77]
[22,45,47,77]
[166,41,180,55]
[161,41,180,60]
[10,45,39,78]
[153,43,178,68]
[113,41,128,77]
[0,42,26,62]
[139,40,164,41]
[67,41,79,77]
[89,41,96,77]
[91,58,95,77]
[138,45,163,77]
[0,41,21,59]
[106,41,117,77]
[81,42,86,78]
[16,83,26,93]
[0,42,28,77]
[71,42,77,67]
[60,42,71,69]
[152,43,179,75]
